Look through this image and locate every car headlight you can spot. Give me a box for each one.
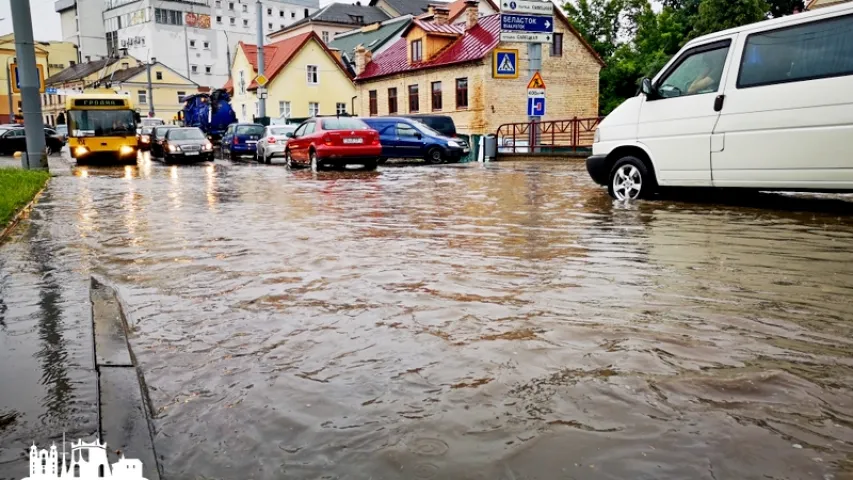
[203,142,213,151]
[119,145,134,155]
[141,135,150,143]
[447,140,459,148]
[594,129,601,144]
[74,146,89,156]
[168,144,181,153]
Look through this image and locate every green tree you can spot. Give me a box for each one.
[562,0,627,59]
[767,0,805,17]
[692,0,770,37]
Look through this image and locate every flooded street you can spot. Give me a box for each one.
[3,156,853,479]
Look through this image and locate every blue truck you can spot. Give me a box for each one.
[181,89,237,141]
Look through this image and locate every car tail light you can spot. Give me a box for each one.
[267,136,276,144]
[323,133,333,146]
[233,136,239,145]
[371,133,380,146]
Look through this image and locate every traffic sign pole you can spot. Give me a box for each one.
[10,0,47,170]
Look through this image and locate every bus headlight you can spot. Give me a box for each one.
[119,145,135,155]
[74,146,89,157]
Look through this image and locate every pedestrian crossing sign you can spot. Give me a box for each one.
[493,48,519,79]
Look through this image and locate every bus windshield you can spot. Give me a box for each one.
[68,110,136,137]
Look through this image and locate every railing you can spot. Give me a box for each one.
[496,117,603,155]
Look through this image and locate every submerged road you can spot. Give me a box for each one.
[2,155,853,479]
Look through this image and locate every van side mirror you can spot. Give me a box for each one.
[641,78,659,100]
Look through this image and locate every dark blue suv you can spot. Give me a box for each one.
[360,117,468,164]
[221,123,264,161]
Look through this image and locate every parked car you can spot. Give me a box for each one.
[285,117,381,170]
[137,126,154,151]
[54,124,68,140]
[587,2,853,200]
[221,123,264,161]
[149,125,176,158]
[403,114,457,138]
[361,117,468,164]
[256,125,296,163]
[157,127,214,163]
[0,127,65,155]
[137,117,165,135]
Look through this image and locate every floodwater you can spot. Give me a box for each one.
[2,155,853,479]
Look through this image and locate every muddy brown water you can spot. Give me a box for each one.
[2,156,853,479]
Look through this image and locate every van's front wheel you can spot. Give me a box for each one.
[608,156,654,201]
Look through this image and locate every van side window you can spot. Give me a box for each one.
[738,14,853,89]
[656,43,730,98]
[397,123,418,138]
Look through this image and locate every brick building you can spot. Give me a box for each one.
[352,1,603,136]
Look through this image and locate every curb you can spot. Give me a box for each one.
[0,182,48,244]
[91,276,163,480]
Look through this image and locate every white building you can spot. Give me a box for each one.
[57,0,320,89]
[55,0,109,61]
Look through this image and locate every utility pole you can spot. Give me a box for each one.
[10,0,47,170]
[256,0,266,119]
[184,18,191,78]
[146,58,155,118]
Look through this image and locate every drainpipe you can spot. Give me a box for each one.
[351,95,356,116]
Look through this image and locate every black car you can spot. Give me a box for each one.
[0,126,65,155]
[137,126,154,151]
[403,114,457,138]
[149,125,176,158]
[158,127,214,162]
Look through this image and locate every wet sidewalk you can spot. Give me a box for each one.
[2,156,853,479]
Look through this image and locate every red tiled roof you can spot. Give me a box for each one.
[414,18,464,34]
[358,14,500,80]
[237,32,353,90]
[223,78,233,93]
[446,0,499,22]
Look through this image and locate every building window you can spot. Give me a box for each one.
[408,84,419,113]
[267,7,272,14]
[189,40,196,48]
[455,78,468,109]
[203,41,210,49]
[551,33,563,57]
[368,90,377,116]
[336,102,346,115]
[230,17,235,25]
[177,91,187,102]
[243,19,248,27]
[292,11,296,18]
[156,71,163,80]
[191,65,198,74]
[216,16,222,23]
[215,0,221,7]
[205,65,212,74]
[229,2,234,10]
[137,90,147,104]
[242,4,247,12]
[268,22,273,29]
[322,31,329,43]
[155,9,183,25]
[279,100,291,117]
[387,87,398,114]
[280,24,284,29]
[241,104,246,119]
[411,39,423,63]
[304,8,309,17]
[309,102,319,117]
[239,70,245,94]
[280,10,284,17]
[431,81,442,111]
[306,65,318,84]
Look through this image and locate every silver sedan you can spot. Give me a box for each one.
[256,125,296,164]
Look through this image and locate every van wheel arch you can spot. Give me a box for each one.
[606,147,657,185]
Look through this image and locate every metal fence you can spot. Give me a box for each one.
[495,117,603,155]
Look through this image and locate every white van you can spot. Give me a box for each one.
[587,3,853,200]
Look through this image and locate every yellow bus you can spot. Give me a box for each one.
[65,94,139,164]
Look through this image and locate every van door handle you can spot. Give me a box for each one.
[714,95,725,112]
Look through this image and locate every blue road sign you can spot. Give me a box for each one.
[500,13,554,33]
[527,96,545,116]
[495,51,517,77]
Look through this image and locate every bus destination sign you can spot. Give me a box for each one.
[73,99,127,107]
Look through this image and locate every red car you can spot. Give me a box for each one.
[285,117,382,170]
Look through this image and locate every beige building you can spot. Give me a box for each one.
[0,34,79,123]
[88,61,200,120]
[353,1,603,136]
[806,0,850,8]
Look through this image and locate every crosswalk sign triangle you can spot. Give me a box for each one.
[498,53,515,73]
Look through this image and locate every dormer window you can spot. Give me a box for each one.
[349,15,364,24]
[411,39,423,63]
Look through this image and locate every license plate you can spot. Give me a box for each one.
[185,151,199,156]
[343,138,363,144]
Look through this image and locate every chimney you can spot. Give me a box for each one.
[465,0,479,30]
[355,44,368,76]
[328,48,343,63]
[432,5,449,25]
[122,62,129,69]
[85,55,91,62]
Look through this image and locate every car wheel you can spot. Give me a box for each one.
[363,159,378,170]
[310,150,318,172]
[285,149,293,168]
[608,156,655,201]
[426,147,443,164]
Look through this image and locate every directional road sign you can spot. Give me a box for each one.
[501,13,554,33]
[500,32,552,43]
[501,0,554,15]
[527,96,545,116]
